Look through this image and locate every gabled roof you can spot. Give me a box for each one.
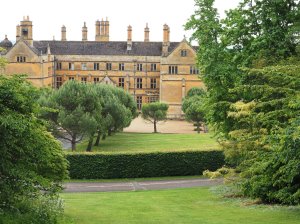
[5,38,40,56]
[33,41,193,56]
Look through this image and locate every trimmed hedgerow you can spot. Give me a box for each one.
[66,151,224,179]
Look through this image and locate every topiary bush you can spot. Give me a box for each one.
[66,151,225,179]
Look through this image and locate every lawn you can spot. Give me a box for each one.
[61,187,300,224]
[75,132,219,153]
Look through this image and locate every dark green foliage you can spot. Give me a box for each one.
[186,87,206,98]
[39,81,101,151]
[142,102,169,133]
[67,151,224,179]
[39,82,137,151]
[187,0,300,204]
[182,88,207,133]
[0,75,68,223]
[242,118,300,205]
[91,84,137,149]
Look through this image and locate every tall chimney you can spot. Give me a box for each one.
[61,25,66,41]
[127,25,132,51]
[104,18,109,41]
[16,25,21,42]
[98,18,109,42]
[144,23,150,42]
[100,19,104,37]
[82,22,88,41]
[162,24,170,56]
[95,20,100,41]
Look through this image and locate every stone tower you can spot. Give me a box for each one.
[17,16,33,46]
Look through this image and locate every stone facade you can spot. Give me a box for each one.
[0,16,202,118]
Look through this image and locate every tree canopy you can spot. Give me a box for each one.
[40,81,137,152]
[186,0,300,204]
[0,75,68,223]
[182,88,207,133]
[142,102,169,133]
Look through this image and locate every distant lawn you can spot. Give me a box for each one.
[61,187,300,224]
[75,132,219,153]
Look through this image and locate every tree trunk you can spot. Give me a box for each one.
[154,120,157,133]
[102,133,106,140]
[203,124,208,133]
[86,134,94,152]
[94,130,101,146]
[71,134,76,151]
[196,122,200,134]
[108,129,112,136]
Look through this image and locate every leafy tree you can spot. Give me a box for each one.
[91,84,137,149]
[186,87,206,98]
[187,0,300,204]
[0,75,68,223]
[182,96,206,133]
[142,102,169,133]
[0,47,7,70]
[242,117,300,204]
[40,81,102,151]
[182,88,207,133]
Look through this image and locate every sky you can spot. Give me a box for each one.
[0,0,240,43]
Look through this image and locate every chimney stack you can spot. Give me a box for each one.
[95,20,100,41]
[82,22,88,41]
[162,24,170,56]
[96,18,109,41]
[127,25,132,51]
[104,18,109,40]
[16,25,21,42]
[61,25,66,41]
[144,23,150,42]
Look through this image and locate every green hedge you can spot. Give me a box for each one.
[66,151,224,179]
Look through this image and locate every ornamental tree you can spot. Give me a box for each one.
[142,102,169,133]
[40,81,102,151]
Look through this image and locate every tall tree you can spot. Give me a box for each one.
[182,88,207,133]
[40,81,102,151]
[0,75,68,222]
[187,0,300,204]
[92,84,137,149]
[142,102,169,133]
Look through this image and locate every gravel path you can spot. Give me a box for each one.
[124,116,196,134]
[64,178,222,193]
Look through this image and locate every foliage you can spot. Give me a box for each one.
[39,81,102,151]
[141,102,169,133]
[186,0,300,204]
[40,82,137,152]
[182,88,207,133]
[0,76,68,223]
[186,87,206,98]
[66,150,224,179]
[241,118,300,205]
[0,47,7,69]
[87,84,137,151]
[203,166,236,180]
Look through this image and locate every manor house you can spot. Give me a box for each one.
[0,16,203,118]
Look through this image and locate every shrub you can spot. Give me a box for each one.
[66,151,225,179]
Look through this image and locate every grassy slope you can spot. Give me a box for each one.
[61,187,300,224]
[75,132,219,153]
